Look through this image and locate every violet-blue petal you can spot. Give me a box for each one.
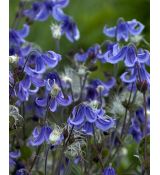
[56,92,72,106]
[68,105,85,126]
[103,166,116,175]
[85,106,97,123]
[44,126,52,141]
[120,70,136,83]
[127,19,144,35]
[49,99,57,112]
[35,97,47,107]
[96,116,115,131]
[35,5,49,21]
[30,127,45,146]
[43,51,61,67]
[31,76,45,87]
[124,45,137,67]
[52,7,67,21]
[82,122,93,135]
[17,24,30,38]
[21,75,31,89]
[137,49,150,64]
[74,52,88,62]
[9,150,21,159]
[17,83,29,101]
[54,0,69,8]
[117,20,129,41]
[103,25,116,37]
[107,46,127,64]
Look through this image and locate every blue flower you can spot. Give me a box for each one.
[68,103,115,135]
[129,107,150,142]
[103,18,144,42]
[9,24,29,46]
[9,150,21,167]
[35,74,72,113]
[86,76,116,101]
[103,166,116,175]
[15,75,45,102]
[24,50,61,76]
[29,125,52,146]
[120,64,150,86]
[52,7,80,42]
[9,24,31,56]
[97,43,128,64]
[23,0,69,22]
[74,44,101,62]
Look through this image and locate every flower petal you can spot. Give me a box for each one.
[35,97,47,107]
[103,25,116,37]
[85,106,97,123]
[56,92,72,106]
[96,116,115,131]
[124,45,137,67]
[82,122,93,135]
[49,99,57,112]
[127,19,144,35]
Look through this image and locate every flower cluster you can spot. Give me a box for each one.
[9,1,150,175]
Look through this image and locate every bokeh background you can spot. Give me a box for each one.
[10,0,150,52]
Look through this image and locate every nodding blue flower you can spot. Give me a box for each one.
[24,50,61,76]
[103,18,144,42]
[74,44,101,62]
[35,75,72,113]
[15,75,45,102]
[29,125,52,146]
[124,44,150,67]
[98,43,149,66]
[9,150,21,167]
[23,0,79,42]
[52,7,80,42]
[129,107,150,142]
[9,24,30,46]
[68,103,115,135]
[9,24,31,56]
[120,63,150,86]
[23,0,69,22]
[97,43,128,64]
[103,166,116,175]
[86,77,116,101]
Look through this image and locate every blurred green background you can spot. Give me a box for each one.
[10,0,150,53]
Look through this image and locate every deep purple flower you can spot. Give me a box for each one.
[29,125,52,146]
[129,107,150,142]
[9,150,21,167]
[103,166,116,175]
[103,18,144,42]
[74,44,101,62]
[68,103,115,135]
